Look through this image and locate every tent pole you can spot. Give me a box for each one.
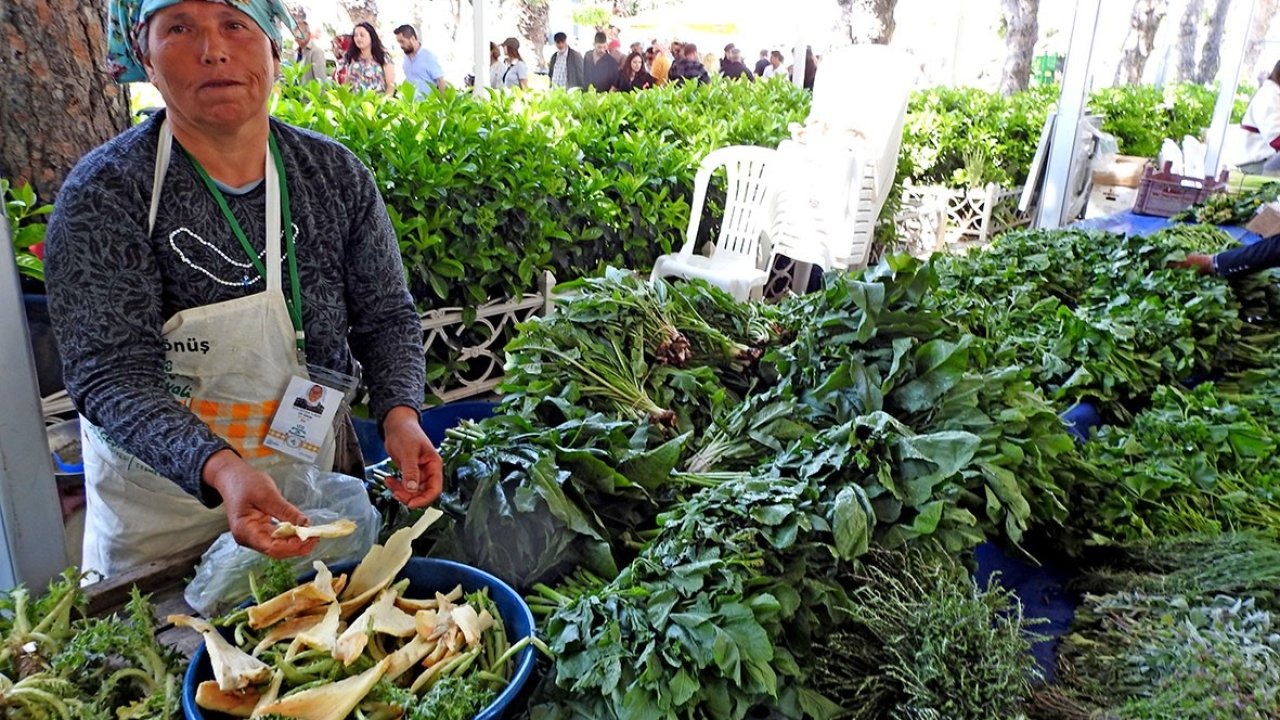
[1037,0,1103,229]
[1205,0,1258,175]
[473,0,488,92]
[0,209,67,591]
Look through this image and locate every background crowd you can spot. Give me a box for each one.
[290,13,818,96]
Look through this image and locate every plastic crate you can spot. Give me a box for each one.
[1132,161,1229,217]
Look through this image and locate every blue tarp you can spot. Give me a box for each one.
[1073,210,1263,245]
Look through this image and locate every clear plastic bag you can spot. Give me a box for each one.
[183,465,379,617]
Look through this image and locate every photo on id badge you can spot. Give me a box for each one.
[264,376,341,463]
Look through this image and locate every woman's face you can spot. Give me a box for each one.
[353,26,372,50]
[630,55,642,72]
[144,2,277,132]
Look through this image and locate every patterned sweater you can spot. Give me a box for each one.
[45,112,425,502]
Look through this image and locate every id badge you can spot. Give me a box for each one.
[264,376,344,463]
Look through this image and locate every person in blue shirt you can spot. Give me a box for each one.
[394,24,446,97]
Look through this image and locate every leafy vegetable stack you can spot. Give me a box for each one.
[932,224,1280,411]
[425,261,1082,718]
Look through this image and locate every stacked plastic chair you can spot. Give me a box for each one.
[770,44,915,273]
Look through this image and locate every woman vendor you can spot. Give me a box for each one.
[45,0,441,576]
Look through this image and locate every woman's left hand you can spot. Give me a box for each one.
[382,406,443,508]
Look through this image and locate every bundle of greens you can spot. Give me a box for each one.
[0,570,184,719]
[809,548,1041,720]
[1074,533,1280,612]
[1065,592,1280,720]
[501,270,776,432]
[532,472,852,720]
[447,260,1088,719]
[1171,181,1280,226]
[1073,379,1280,543]
[764,257,1081,548]
[438,413,696,588]
[1024,534,1280,720]
[933,225,1277,410]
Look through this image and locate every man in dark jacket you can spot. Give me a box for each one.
[754,49,770,76]
[548,31,585,89]
[583,31,619,91]
[720,44,755,81]
[669,42,711,84]
[1181,237,1280,277]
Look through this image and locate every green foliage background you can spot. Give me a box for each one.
[272,80,811,310]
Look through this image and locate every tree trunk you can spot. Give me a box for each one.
[339,0,378,27]
[837,0,899,45]
[517,0,550,71]
[1243,0,1280,82]
[1195,0,1232,83]
[1115,0,1170,85]
[999,0,1040,95]
[0,0,129,201]
[1177,0,1204,82]
[448,0,463,43]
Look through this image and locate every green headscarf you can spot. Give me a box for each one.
[107,0,300,83]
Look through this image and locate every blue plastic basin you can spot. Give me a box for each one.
[182,557,537,720]
[353,401,499,465]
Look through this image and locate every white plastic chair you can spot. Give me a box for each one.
[650,146,777,301]
[770,44,914,271]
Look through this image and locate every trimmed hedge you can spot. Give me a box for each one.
[272,80,811,310]
[902,82,1250,190]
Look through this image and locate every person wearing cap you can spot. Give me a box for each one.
[47,0,442,577]
[548,31,585,90]
[720,43,755,81]
[497,37,529,89]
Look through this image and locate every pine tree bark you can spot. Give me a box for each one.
[999,0,1040,95]
[1243,0,1280,82]
[1115,0,1170,85]
[339,0,378,27]
[1177,0,1205,82]
[837,0,899,45]
[1195,0,1232,83]
[517,0,551,71]
[0,0,129,201]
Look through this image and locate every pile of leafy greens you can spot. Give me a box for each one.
[932,224,1280,411]
[424,262,1076,718]
[1071,369,1280,543]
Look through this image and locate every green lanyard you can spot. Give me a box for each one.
[184,133,306,357]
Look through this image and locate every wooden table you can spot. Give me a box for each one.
[83,545,207,657]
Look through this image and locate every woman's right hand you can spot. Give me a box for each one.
[202,450,316,558]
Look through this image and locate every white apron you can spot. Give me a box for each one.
[81,121,334,577]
